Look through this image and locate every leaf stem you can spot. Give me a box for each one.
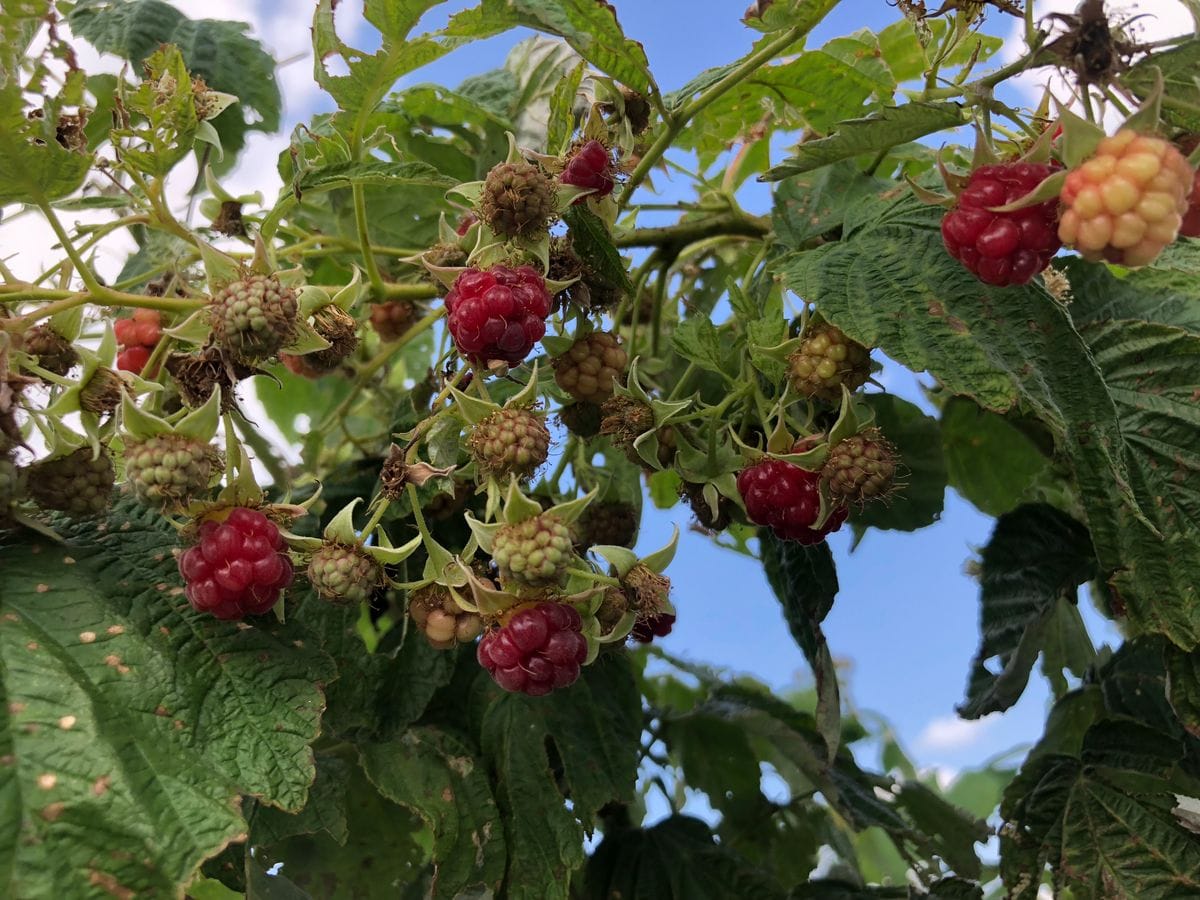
[352,183,386,298]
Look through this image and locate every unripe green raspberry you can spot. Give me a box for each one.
[1059,129,1195,268]
[468,408,551,479]
[480,161,557,239]
[408,583,483,649]
[574,501,637,550]
[788,323,871,402]
[210,274,299,362]
[21,325,77,377]
[553,332,627,403]
[124,433,222,508]
[493,513,574,590]
[823,428,899,505]
[307,543,383,605]
[27,446,115,517]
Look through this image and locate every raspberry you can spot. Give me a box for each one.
[737,458,847,544]
[455,212,479,236]
[21,325,77,377]
[599,396,654,454]
[408,583,483,649]
[177,507,294,620]
[116,309,162,349]
[307,543,383,606]
[27,446,115,517]
[368,300,418,342]
[561,140,616,201]
[631,613,675,644]
[492,513,574,590]
[209,274,299,362]
[445,266,552,367]
[124,433,222,508]
[574,501,637,550]
[1059,130,1195,267]
[479,161,557,239]
[468,407,550,479]
[941,161,1062,286]
[1182,172,1200,238]
[280,305,359,378]
[823,428,898,505]
[553,332,627,403]
[557,401,602,439]
[680,481,733,531]
[477,601,587,696]
[788,323,871,402]
[117,345,153,375]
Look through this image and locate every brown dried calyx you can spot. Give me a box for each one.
[1044,0,1144,86]
[165,345,253,410]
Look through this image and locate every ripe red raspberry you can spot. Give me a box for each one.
[445,266,552,367]
[117,345,152,375]
[1180,168,1200,238]
[941,162,1062,286]
[561,140,616,201]
[631,613,675,644]
[1059,130,1194,267]
[177,507,294,620]
[736,458,847,544]
[477,602,587,696]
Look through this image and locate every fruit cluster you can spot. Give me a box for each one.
[115,309,163,375]
[445,265,552,366]
[177,508,294,620]
[477,602,588,696]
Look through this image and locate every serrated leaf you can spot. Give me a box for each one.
[0,505,335,898]
[1126,39,1200,131]
[250,756,351,847]
[940,397,1050,517]
[360,726,505,897]
[772,161,892,250]
[762,102,965,180]
[0,83,92,204]
[671,318,733,378]
[479,656,639,899]
[855,393,945,533]
[564,205,633,293]
[959,504,1097,719]
[1063,251,1200,335]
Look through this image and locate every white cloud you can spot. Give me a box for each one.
[915,713,998,754]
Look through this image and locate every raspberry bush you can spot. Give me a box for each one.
[3,2,1200,898]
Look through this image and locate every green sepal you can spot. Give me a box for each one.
[165,308,213,346]
[50,304,85,341]
[195,120,224,160]
[556,183,595,209]
[632,430,666,470]
[542,334,576,357]
[1055,100,1106,169]
[366,532,422,565]
[592,545,639,578]
[297,284,334,318]
[544,486,598,525]
[323,498,363,544]
[501,479,546,524]
[464,512,501,555]
[751,334,804,364]
[204,165,261,205]
[120,392,171,441]
[905,176,956,208]
[674,430,742,482]
[508,360,542,409]
[280,317,332,355]
[614,357,655,406]
[330,267,366,312]
[987,170,1067,214]
[447,180,484,206]
[174,388,222,442]
[197,240,242,292]
[826,385,863,445]
[455,560,519,616]
[640,526,679,574]
[449,385,501,425]
[273,265,307,290]
[594,609,636,644]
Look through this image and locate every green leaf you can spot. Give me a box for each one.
[1082,320,1200,646]
[508,0,653,94]
[250,756,351,847]
[360,726,505,897]
[67,0,281,169]
[583,815,785,900]
[877,18,1002,83]
[892,782,986,879]
[772,161,892,251]
[672,318,733,378]
[762,102,965,180]
[479,656,640,899]
[1001,722,1200,899]
[939,397,1050,517]
[1166,643,1200,740]
[1126,39,1200,131]
[959,504,1097,719]
[564,205,634,293]
[855,393,945,533]
[0,505,335,898]
[0,84,91,204]
[759,534,840,759]
[778,191,1147,648]
[254,762,429,900]
[1063,250,1200,335]
[742,0,839,34]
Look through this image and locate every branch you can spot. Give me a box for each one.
[615,212,770,251]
